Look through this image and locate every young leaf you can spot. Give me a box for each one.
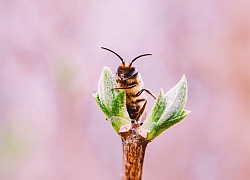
[98,67,119,111]
[156,110,190,137]
[94,93,112,118]
[142,122,159,141]
[142,75,189,140]
[109,116,130,133]
[157,75,187,126]
[144,89,166,123]
[112,91,130,120]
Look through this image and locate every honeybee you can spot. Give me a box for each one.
[101,47,156,124]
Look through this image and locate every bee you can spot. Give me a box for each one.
[101,47,156,124]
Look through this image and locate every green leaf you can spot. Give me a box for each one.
[144,89,166,123]
[157,75,188,126]
[156,110,190,137]
[142,122,159,141]
[109,116,130,133]
[141,75,190,140]
[94,93,112,118]
[112,91,130,120]
[95,67,130,132]
[98,67,119,111]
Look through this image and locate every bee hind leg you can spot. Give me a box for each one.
[131,101,146,129]
[135,100,147,123]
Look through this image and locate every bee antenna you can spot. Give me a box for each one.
[101,47,125,65]
[130,54,152,67]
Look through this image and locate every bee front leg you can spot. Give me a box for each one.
[112,83,137,90]
[135,89,156,99]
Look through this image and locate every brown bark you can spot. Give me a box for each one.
[120,127,149,180]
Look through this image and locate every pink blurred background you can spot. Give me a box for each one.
[1,0,250,179]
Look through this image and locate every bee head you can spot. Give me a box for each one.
[101,47,152,80]
[117,63,137,80]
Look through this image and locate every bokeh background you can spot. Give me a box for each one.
[1,0,250,179]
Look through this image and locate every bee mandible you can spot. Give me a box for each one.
[101,47,156,124]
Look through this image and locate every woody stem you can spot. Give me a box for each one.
[120,129,149,180]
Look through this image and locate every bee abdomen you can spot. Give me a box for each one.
[126,105,139,120]
[132,98,146,104]
[126,97,147,120]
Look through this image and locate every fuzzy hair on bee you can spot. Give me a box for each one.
[101,47,156,124]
